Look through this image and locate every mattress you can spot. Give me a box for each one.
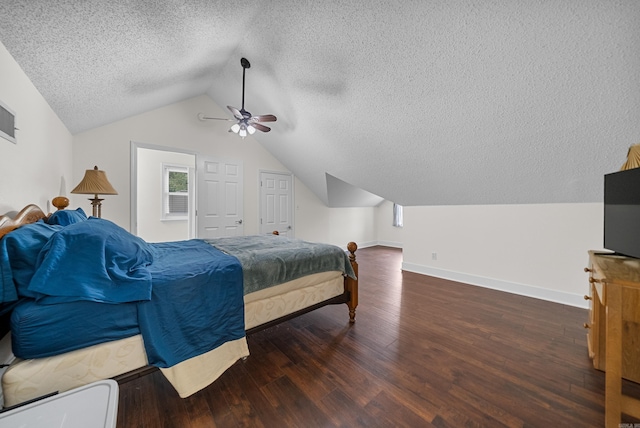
[2,271,345,407]
[11,299,139,359]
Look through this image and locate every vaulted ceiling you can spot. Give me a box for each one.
[1,1,639,207]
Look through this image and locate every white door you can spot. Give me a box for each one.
[260,171,293,235]
[197,156,244,238]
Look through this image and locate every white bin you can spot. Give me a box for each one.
[0,379,118,428]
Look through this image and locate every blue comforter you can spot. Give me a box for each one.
[139,240,245,368]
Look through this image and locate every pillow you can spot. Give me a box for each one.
[46,207,87,226]
[28,217,154,304]
[0,220,63,303]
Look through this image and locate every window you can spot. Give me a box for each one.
[163,165,189,220]
[393,203,403,227]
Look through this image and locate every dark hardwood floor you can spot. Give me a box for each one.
[116,246,636,427]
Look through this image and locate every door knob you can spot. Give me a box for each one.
[235,219,243,224]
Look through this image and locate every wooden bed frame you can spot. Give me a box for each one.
[0,203,359,381]
[0,205,48,240]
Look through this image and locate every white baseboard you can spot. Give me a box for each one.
[344,242,586,308]
[376,240,403,248]
[342,240,377,251]
[402,262,588,309]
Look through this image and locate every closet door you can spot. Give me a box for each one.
[260,171,293,236]
[197,155,244,238]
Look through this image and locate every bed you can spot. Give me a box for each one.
[0,204,358,407]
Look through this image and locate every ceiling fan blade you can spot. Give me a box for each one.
[198,113,233,121]
[227,106,243,120]
[251,114,277,123]
[252,123,271,133]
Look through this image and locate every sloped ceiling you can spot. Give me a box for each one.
[326,174,384,208]
[1,1,639,207]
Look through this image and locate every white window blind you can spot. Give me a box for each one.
[393,203,403,227]
[162,165,189,220]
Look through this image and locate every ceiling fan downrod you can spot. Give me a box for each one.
[240,57,250,112]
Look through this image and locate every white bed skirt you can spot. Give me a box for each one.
[2,271,345,406]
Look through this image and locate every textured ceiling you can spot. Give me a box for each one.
[1,0,639,206]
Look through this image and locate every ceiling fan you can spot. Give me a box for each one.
[198,57,277,138]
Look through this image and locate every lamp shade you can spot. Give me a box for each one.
[71,166,118,195]
[621,144,640,171]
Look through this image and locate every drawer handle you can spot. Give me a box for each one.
[583,323,590,329]
[584,295,592,300]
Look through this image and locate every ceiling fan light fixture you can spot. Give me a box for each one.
[247,124,256,135]
[230,123,240,133]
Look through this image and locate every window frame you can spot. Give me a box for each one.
[162,164,190,221]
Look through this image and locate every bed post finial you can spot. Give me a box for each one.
[52,196,69,211]
[347,242,357,263]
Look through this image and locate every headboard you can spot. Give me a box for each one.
[0,204,48,337]
[0,204,47,240]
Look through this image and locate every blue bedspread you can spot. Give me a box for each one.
[138,240,245,368]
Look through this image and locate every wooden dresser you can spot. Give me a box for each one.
[586,250,640,427]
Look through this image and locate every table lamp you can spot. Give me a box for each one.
[71,166,118,218]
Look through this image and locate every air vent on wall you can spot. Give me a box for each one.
[0,100,16,144]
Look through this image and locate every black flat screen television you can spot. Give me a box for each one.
[604,167,640,258]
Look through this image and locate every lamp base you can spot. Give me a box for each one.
[89,196,104,218]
